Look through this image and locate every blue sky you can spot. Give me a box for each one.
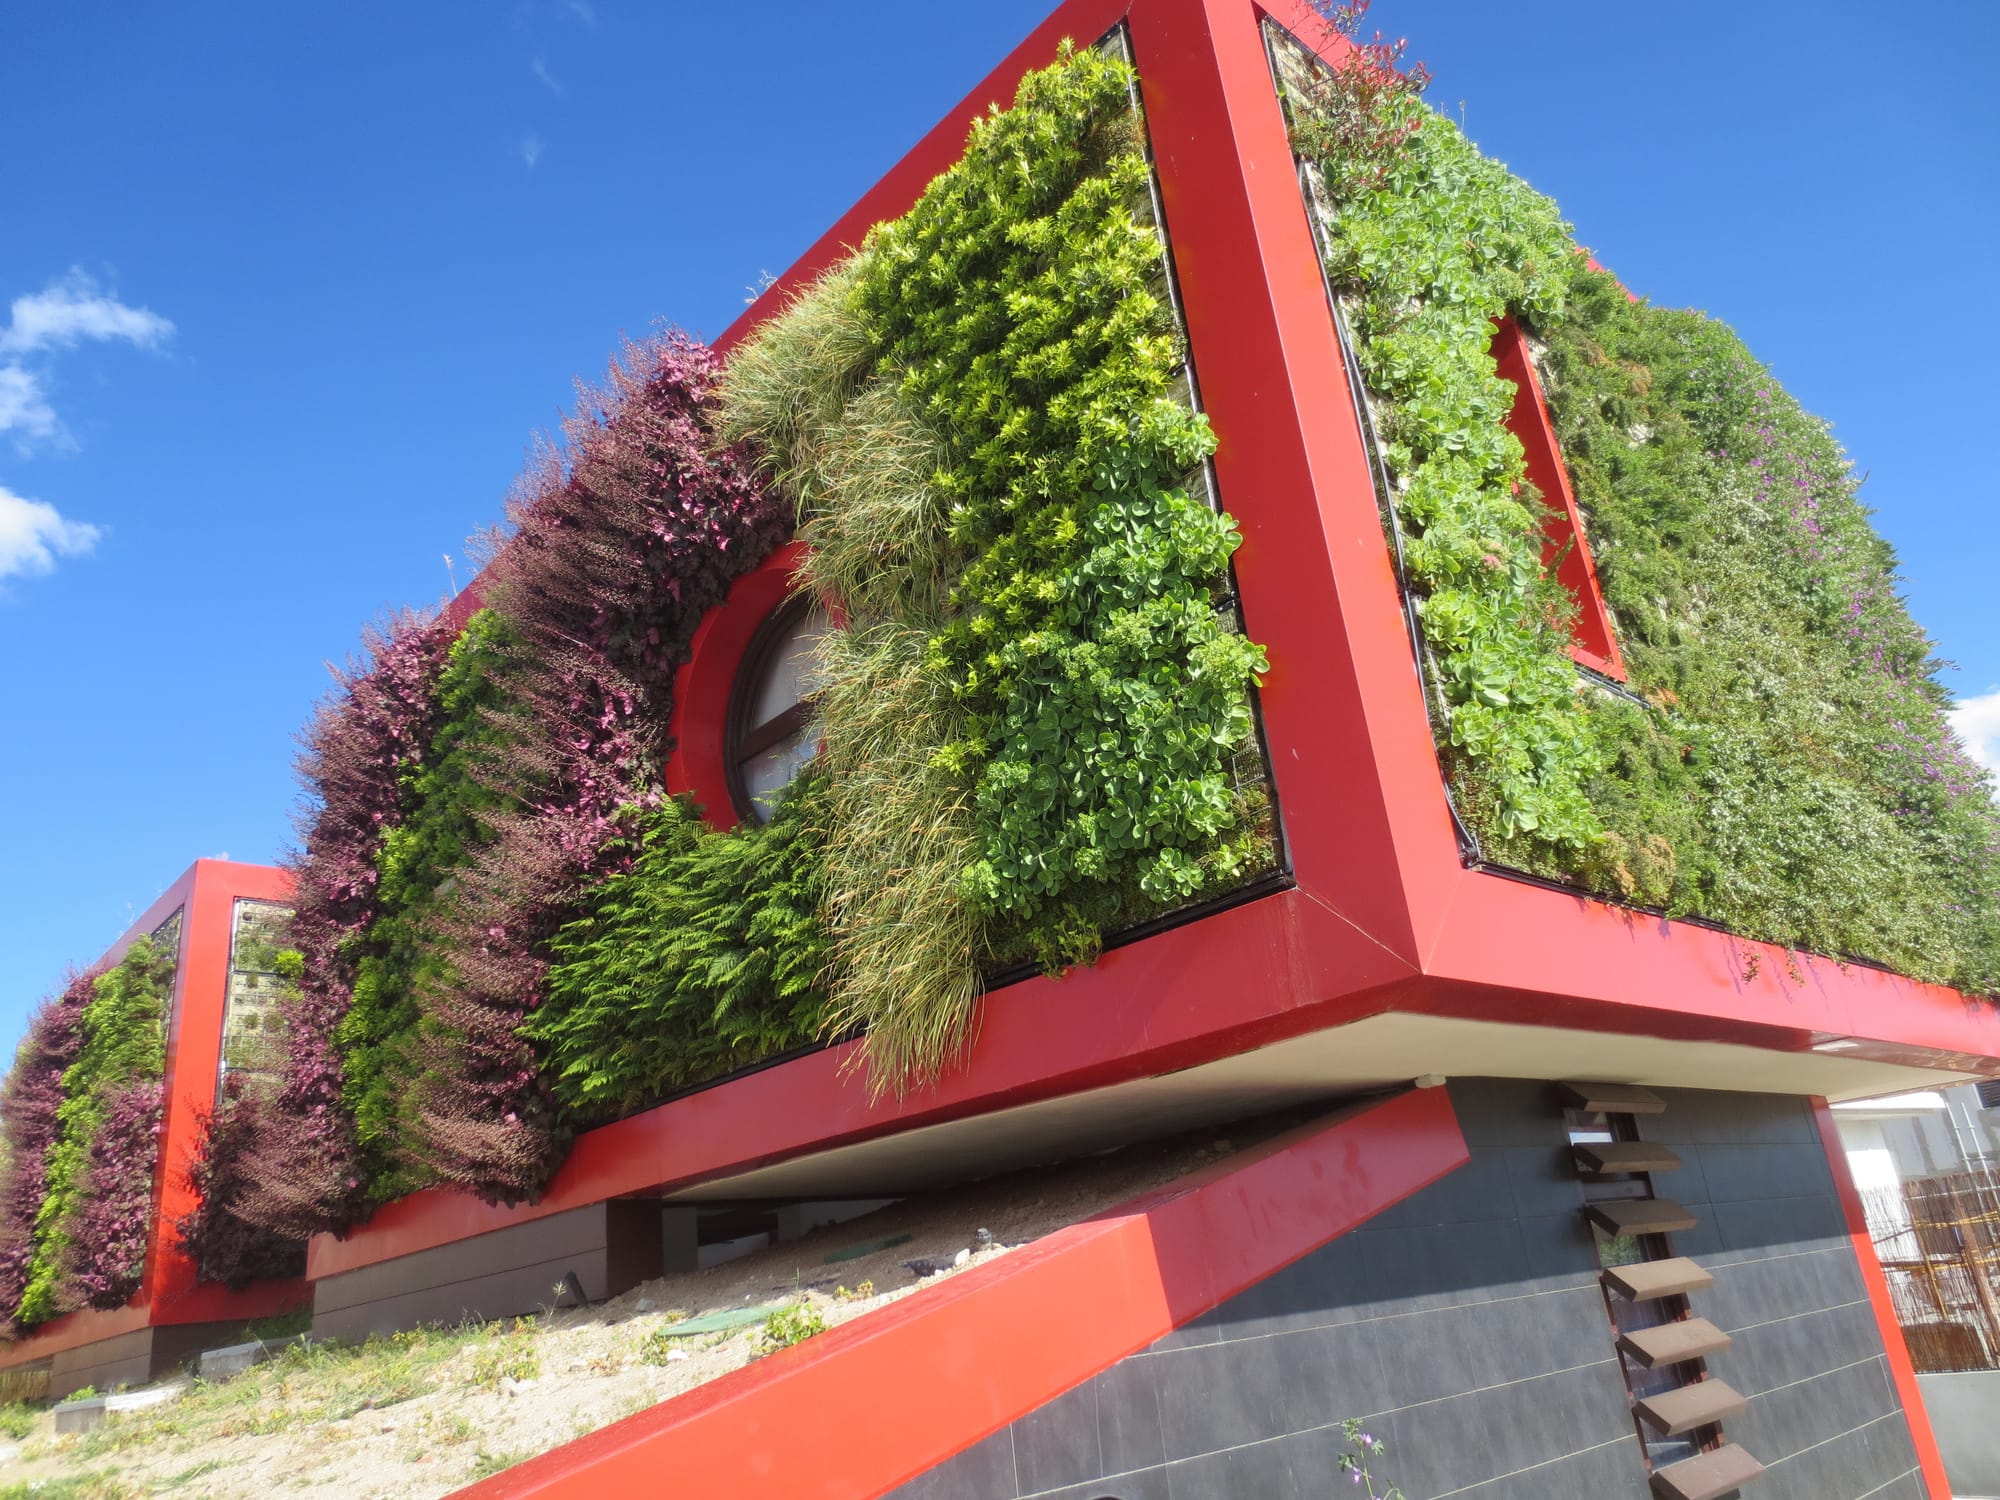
[1,0,1994,1056]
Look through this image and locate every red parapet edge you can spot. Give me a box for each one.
[1813,1099,1954,1500]
[448,1085,1467,1500]
[308,888,1419,1278]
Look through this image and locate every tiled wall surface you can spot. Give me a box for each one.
[887,1080,1925,1500]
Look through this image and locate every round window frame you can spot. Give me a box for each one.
[722,592,824,825]
[664,540,808,832]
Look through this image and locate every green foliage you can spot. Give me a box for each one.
[1335,1416,1406,1500]
[637,1324,682,1366]
[724,42,1274,1090]
[0,1400,38,1439]
[16,935,175,1327]
[1290,70,1592,850]
[856,44,1270,969]
[813,619,987,1086]
[529,771,831,1124]
[1535,277,2000,986]
[756,1301,826,1353]
[336,608,516,1200]
[467,1324,542,1387]
[1287,47,2000,989]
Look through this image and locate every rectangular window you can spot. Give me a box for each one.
[1493,319,1626,680]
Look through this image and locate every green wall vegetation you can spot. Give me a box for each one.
[320,39,1277,1161]
[722,41,1273,1086]
[15,930,176,1325]
[529,769,831,1124]
[337,609,516,1203]
[1284,38,2000,992]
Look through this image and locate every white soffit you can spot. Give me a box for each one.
[665,1012,1972,1202]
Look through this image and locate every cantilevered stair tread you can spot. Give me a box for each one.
[1573,1139,1683,1175]
[1558,1081,1667,1115]
[1649,1442,1765,1500]
[1619,1316,1732,1369]
[1603,1257,1714,1302]
[1587,1197,1698,1237]
[1636,1379,1747,1436]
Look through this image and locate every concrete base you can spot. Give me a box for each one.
[44,1320,243,1400]
[197,1338,289,1381]
[1918,1370,2000,1498]
[312,1200,662,1344]
[53,1397,106,1434]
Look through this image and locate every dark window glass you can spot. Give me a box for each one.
[726,597,830,823]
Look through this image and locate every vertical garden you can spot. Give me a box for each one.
[145,37,1274,1276]
[0,917,181,1333]
[1275,23,2000,992]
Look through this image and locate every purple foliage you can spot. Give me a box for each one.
[0,970,96,1336]
[66,1080,164,1310]
[418,333,789,1203]
[234,612,453,1239]
[176,1077,306,1290]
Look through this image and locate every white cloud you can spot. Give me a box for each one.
[0,483,102,581]
[562,1,596,27]
[1949,688,2000,775]
[0,270,174,450]
[531,56,563,95]
[0,365,58,443]
[520,134,544,168]
[0,269,173,357]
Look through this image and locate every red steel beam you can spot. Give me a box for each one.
[450,1085,1467,1500]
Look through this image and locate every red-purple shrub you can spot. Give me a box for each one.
[0,970,96,1336]
[66,1079,164,1309]
[418,333,788,1203]
[235,613,453,1239]
[176,1077,306,1290]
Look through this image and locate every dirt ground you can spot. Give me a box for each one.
[5,1125,1253,1499]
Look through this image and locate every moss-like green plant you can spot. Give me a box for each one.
[16,932,176,1326]
[336,608,516,1203]
[1284,32,2000,990]
[528,770,831,1124]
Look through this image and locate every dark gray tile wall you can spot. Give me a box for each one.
[1645,1089,1924,1500]
[887,1081,1928,1500]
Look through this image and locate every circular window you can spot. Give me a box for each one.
[725,596,830,823]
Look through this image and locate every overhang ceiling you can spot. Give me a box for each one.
[663,1011,1976,1203]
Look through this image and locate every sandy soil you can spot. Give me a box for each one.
[8,1125,1254,1498]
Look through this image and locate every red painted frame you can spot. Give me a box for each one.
[0,860,306,1372]
[1492,315,1627,679]
[1813,1098,1953,1499]
[664,540,808,830]
[311,0,2000,1291]
[454,1087,1468,1500]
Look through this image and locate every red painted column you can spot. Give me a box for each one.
[1812,1098,1954,1500]
[146,861,295,1309]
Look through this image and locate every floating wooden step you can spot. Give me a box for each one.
[1573,1139,1684,1175]
[1603,1257,1714,1302]
[1587,1198,1698,1237]
[1636,1379,1747,1436]
[1649,1442,1765,1500]
[1559,1081,1667,1115]
[1620,1316,1732,1369]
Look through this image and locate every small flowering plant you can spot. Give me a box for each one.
[1336,1418,1405,1499]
